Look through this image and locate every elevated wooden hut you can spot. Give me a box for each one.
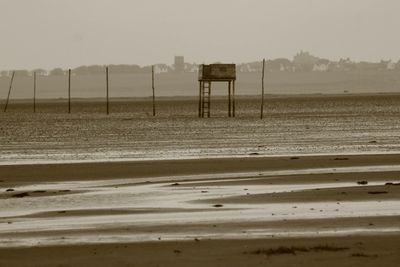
[198,64,236,118]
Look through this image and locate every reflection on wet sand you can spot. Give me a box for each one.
[1,163,399,247]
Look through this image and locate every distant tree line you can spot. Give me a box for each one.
[1,52,400,77]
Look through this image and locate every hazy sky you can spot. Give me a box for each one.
[1,0,399,70]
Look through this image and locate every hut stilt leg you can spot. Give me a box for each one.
[198,81,202,118]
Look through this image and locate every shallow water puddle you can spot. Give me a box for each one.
[0,178,396,218]
[1,167,400,247]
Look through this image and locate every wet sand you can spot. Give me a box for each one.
[1,95,400,265]
[1,154,400,266]
[1,235,400,267]
[2,153,400,183]
[2,94,400,164]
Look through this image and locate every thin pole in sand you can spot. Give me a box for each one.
[68,69,71,113]
[33,71,37,113]
[228,81,232,117]
[232,80,235,117]
[106,66,109,115]
[260,59,265,119]
[152,65,156,116]
[4,71,15,112]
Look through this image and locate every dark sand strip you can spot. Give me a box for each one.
[2,154,400,183]
[198,184,400,204]
[0,235,399,267]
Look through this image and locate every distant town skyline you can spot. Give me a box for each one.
[1,0,400,70]
[2,51,398,77]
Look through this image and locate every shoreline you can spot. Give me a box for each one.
[4,91,400,103]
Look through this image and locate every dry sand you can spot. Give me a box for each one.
[1,154,400,266]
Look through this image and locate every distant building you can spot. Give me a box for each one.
[154,64,170,74]
[293,51,320,71]
[268,58,293,72]
[387,61,396,70]
[313,59,330,72]
[174,56,185,72]
[237,62,262,73]
[293,51,319,65]
[32,69,48,76]
[184,63,199,73]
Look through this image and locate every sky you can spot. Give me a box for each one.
[0,0,399,70]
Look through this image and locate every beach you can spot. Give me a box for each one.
[1,95,400,266]
[1,155,400,266]
[1,94,400,164]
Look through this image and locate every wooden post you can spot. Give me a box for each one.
[232,80,236,117]
[68,69,71,113]
[207,82,211,118]
[152,65,156,116]
[3,71,15,112]
[198,81,202,117]
[201,81,206,118]
[228,81,231,117]
[261,59,265,119]
[106,66,109,115]
[33,72,37,113]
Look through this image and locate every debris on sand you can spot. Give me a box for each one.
[357,181,368,185]
[213,204,223,208]
[334,157,349,161]
[171,183,180,186]
[12,192,30,198]
[368,191,388,195]
[385,182,400,186]
[58,190,71,193]
[6,189,14,192]
[33,190,47,193]
[247,245,349,256]
[249,153,259,156]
